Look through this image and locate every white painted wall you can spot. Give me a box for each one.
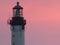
[11,25,25,45]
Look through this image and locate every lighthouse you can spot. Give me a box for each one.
[8,2,26,45]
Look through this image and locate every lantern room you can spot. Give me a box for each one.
[13,2,23,17]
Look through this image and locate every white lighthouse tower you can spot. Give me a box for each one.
[8,2,26,45]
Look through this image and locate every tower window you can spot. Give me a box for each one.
[12,34,15,37]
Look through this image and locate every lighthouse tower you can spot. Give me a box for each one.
[8,2,26,45]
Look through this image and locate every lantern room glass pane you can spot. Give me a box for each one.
[20,9,23,17]
[13,9,23,17]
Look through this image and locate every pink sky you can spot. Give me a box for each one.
[0,0,60,45]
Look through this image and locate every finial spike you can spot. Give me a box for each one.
[17,2,19,5]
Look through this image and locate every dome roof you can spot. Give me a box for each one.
[13,2,23,9]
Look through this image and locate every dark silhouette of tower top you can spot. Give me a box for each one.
[8,2,26,27]
[13,2,23,9]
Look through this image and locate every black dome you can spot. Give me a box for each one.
[13,2,23,9]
